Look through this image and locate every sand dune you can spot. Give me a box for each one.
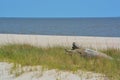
[0,62,108,80]
[0,34,118,80]
[0,34,120,49]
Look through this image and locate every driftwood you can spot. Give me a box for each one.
[65,42,113,60]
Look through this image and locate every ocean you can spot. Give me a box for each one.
[0,18,120,37]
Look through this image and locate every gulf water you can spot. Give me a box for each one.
[0,18,120,37]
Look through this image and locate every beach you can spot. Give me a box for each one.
[0,34,120,80]
[0,34,120,49]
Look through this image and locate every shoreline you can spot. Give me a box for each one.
[0,34,120,49]
[1,33,120,38]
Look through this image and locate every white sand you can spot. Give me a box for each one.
[0,62,109,80]
[0,34,120,49]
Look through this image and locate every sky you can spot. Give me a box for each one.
[0,0,120,18]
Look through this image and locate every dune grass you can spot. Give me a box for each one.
[0,44,120,79]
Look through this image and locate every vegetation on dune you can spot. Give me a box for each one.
[0,44,120,80]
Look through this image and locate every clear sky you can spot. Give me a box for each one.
[0,0,120,17]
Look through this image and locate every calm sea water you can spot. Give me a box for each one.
[0,18,120,37]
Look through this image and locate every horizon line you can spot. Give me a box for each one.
[0,16,120,19]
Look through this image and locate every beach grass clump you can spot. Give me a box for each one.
[0,44,120,79]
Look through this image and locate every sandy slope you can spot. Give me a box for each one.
[0,34,120,49]
[0,62,109,80]
[0,34,114,80]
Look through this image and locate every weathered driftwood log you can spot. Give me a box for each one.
[65,42,113,60]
